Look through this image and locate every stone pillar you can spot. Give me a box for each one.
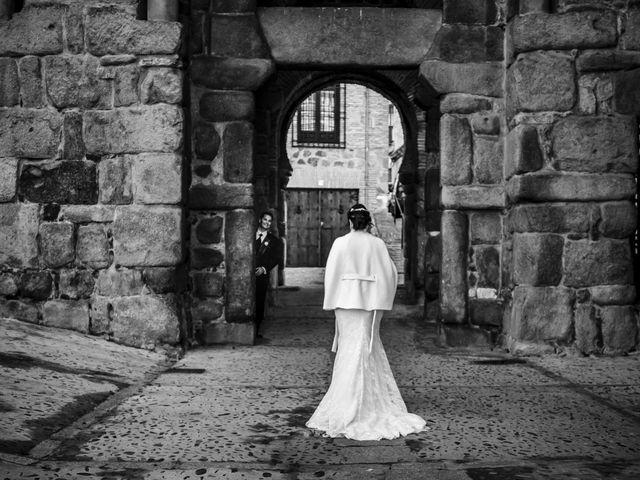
[148,0,178,22]
[504,4,639,355]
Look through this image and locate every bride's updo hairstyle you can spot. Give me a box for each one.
[347,204,372,231]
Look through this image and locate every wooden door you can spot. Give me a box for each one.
[286,188,358,267]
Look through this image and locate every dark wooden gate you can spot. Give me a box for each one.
[286,188,359,267]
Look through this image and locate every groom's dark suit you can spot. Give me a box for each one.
[255,230,281,334]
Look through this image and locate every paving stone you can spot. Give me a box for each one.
[42,299,90,333]
[420,61,503,97]
[0,57,19,106]
[39,221,75,268]
[131,153,182,204]
[0,4,64,56]
[140,68,182,105]
[513,233,563,287]
[20,271,53,300]
[0,157,18,202]
[77,223,110,269]
[21,161,98,205]
[0,108,63,159]
[17,55,44,108]
[0,203,39,268]
[440,115,472,186]
[44,55,111,109]
[59,269,96,300]
[563,239,633,288]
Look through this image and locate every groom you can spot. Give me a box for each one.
[255,211,281,338]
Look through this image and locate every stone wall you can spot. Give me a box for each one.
[503,0,640,354]
[0,1,185,350]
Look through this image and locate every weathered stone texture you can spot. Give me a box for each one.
[189,184,254,210]
[469,211,501,244]
[513,233,563,286]
[473,245,499,289]
[194,122,221,160]
[0,204,39,268]
[429,25,503,63]
[0,299,39,323]
[601,306,638,355]
[507,173,635,202]
[96,267,143,296]
[84,105,183,155]
[44,55,111,109]
[577,50,640,73]
[588,285,636,306]
[42,299,90,333]
[199,91,255,122]
[469,299,502,327]
[441,211,467,324]
[211,0,256,13]
[420,61,503,97]
[507,51,575,115]
[223,122,254,183]
[613,68,640,116]
[140,68,182,105]
[509,11,617,54]
[20,271,52,300]
[0,273,19,296]
[77,224,110,269]
[574,304,600,355]
[131,153,182,204]
[599,201,637,239]
[59,269,95,300]
[509,286,574,342]
[550,116,638,173]
[0,58,19,106]
[441,185,506,209]
[190,56,274,91]
[473,136,502,184]
[64,4,84,54]
[224,209,255,322]
[110,294,180,348]
[39,222,75,268]
[441,115,472,186]
[99,156,132,204]
[59,205,116,223]
[0,158,18,202]
[17,56,44,108]
[564,239,633,287]
[113,206,182,266]
[578,73,614,116]
[195,216,223,244]
[62,112,85,160]
[505,125,544,178]
[470,114,500,135]
[443,0,496,24]
[210,14,270,58]
[440,94,492,114]
[508,203,592,234]
[143,267,183,294]
[191,247,224,269]
[0,5,64,56]
[113,64,139,107]
[621,9,640,51]
[86,8,181,56]
[192,271,225,298]
[191,298,224,324]
[21,161,98,204]
[0,109,63,158]
[89,294,111,335]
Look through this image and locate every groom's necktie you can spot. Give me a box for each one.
[256,233,263,249]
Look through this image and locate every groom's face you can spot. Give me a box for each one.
[259,214,272,230]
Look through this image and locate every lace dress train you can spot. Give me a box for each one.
[306,308,427,441]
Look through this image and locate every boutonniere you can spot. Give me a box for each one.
[264,240,270,247]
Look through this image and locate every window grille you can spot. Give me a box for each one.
[292,84,346,148]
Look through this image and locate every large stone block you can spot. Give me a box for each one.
[507,51,575,116]
[211,0,256,13]
[225,209,255,323]
[0,203,39,268]
[192,271,225,298]
[441,185,506,209]
[131,153,182,204]
[0,272,19,296]
[113,63,140,107]
[59,269,95,300]
[443,0,497,24]
[18,56,44,108]
[77,224,110,269]
[574,304,600,355]
[59,205,116,223]
[508,203,593,234]
[577,50,640,73]
[110,294,180,348]
[0,108,62,158]
[191,298,224,324]
[0,158,18,202]
[89,294,110,335]
[509,286,574,342]
[472,245,499,289]
[513,233,563,286]
[509,11,617,54]
[190,56,274,91]
[564,239,633,288]
[440,115,472,186]
[424,232,442,273]
[578,73,614,116]
[86,7,181,56]
[189,183,254,210]
[621,9,640,51]
[194,121,221,160]
[473,136,502,184]
[428,25,503,62]
[440,210,468,323]
[223,122,253,183]
[420,61,503,97]
[210,14,270,58]
[470,114,500,135]
[587,285,636,306]
[0,58,19,106]
[21,161,98,204]
[20,271,52,300]
[599,201,637,239]
[42,299,90,333]
[613,68,640,116]
[469,299,502,327]
[143,267,184,294]
[203,321,254,345]
[39,221,75,268]
[113,206,182,266]
[550,116,638,174]
[507,173,635,202]
[191,247,224,269]
[601,306,638,355]
[84,105,183,155]
[140,68,182,105]
[98,156,132,205]
[96,267,144,296]
[259,8,441,66]
[0,299,39,323]
[469,211,501,244]
[199,91,255,122]
[195,216,223,244]
[64,4,84,54]
[440,94,493,114]
[505,125,543,178]
[0,5,64,56]
[44,55,111,109]
[62,111,85,160]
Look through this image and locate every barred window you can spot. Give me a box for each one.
[292,84,346,148]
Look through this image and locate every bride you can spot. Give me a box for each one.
[306,204,427,441]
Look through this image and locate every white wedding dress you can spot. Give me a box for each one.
[306,308,427,441]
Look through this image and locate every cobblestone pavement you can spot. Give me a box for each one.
[2,269,640,479]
